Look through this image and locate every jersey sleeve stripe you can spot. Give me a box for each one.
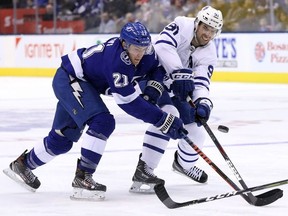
[194,82,210,91]
[195,76,210,84]
[67,50,84,80]
[156,32,178,47]
[112,91,139,105]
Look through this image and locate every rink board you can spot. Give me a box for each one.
[0,33,287,83]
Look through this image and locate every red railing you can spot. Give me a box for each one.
[0,9,85,34]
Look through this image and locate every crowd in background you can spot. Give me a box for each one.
[1,0,288,33]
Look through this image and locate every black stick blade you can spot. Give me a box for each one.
[253,189,283,206]
[154,184,180,209]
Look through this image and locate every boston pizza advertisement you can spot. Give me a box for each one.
[215,33,288,73]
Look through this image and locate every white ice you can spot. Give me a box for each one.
[0,77,287,216]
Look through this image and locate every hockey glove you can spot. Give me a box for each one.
[154,113,188,140]
[194,98,213,126]
[170,68,195,101]
[141,80,164,105]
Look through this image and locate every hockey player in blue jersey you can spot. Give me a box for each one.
[3,22,187,200]
[130,6,223,193]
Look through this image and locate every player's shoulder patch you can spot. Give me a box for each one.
[120,51,132,65]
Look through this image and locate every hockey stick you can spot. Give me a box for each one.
[181,133,283,206]
[186,96,284,206]
[154,178,287,209]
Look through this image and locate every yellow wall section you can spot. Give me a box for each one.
[0,68,56,77]
[212,72,288,84]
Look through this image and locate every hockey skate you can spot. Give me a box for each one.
[3,150,41,192]
[70,159,107,201]
[172,151,208,183]
[129,154,165,194]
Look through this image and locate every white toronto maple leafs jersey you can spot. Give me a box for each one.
[154,16,218,101]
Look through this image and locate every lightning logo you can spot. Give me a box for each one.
[69,75,84,109]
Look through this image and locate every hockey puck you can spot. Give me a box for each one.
[218,125,229,133]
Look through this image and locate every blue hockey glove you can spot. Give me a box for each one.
[194,98,213,126]
[141,80,164,105]
[170,68,195,101]
[154,113,188,140]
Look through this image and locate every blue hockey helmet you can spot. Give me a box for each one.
[120,22,151,47]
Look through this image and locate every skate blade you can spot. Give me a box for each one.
[129,181,155,194]
[3,168,36,192]
[70,187,105,201]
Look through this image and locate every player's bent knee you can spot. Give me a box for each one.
[87,112,115,139]
[45,130,73,155]
[60,127,83,142]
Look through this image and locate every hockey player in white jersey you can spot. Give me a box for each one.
[130,6,223,193]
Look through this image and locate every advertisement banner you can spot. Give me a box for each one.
[0,33,287,83]
[215,33,288,73]
[6,34,117,68]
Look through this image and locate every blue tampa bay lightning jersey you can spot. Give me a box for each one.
[60,37,166,125]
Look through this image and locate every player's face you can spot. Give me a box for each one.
[195,23,217,46]
[127,44,148,66]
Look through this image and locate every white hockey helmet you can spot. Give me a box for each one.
[195,6,223,37]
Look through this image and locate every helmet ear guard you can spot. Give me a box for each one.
[195,6,223,37]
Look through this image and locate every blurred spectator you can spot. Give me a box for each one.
[237,0,259,31]
[275,0,288,14]
[187,0,206,18]
[3,0,288,33]
[10,0,34,8]
[57,0,77,21]
[125,12,137,23]
[73,0,93,17]
[254,0,269,16]
[185,0,201,17]
[211,0,229,18]
[166,0,187,21]
[274,8,288,31]
[111,12,137,33]
[145,1,170,33]
[37,0,49,7]
[42,3,54,21]
[223,0,245,32]
[103,0,136,18]
[90,0,103,14]
[98,12,117,33]
[134,2,150,26]
[19,0,49,8]
[259,17,272,31]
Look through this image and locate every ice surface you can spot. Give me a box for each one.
[0,77,287,216]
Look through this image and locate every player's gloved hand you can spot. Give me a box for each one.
[141,80,164,105]
[170,68,194,101]
[154,113,188,139]
[194,98,213,126]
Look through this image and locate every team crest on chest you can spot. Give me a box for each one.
[120,51,131,65]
